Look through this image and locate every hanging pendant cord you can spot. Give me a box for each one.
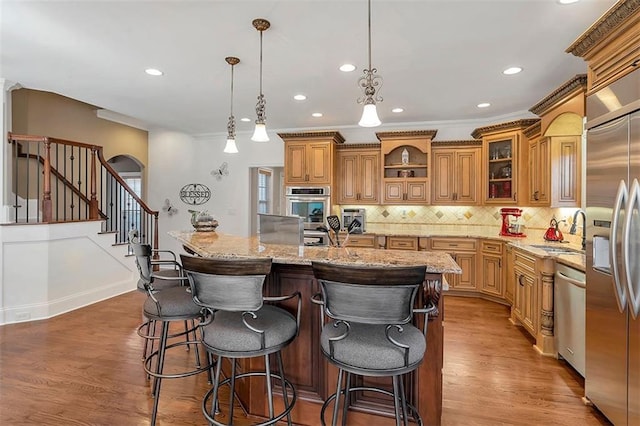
[259,30,263,96]
[230,64,234,116]
[367,0,372,71]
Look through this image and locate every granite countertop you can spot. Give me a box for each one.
[169,230,462,274]
[361,224,587,271]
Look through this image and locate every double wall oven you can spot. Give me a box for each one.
[285,186,331,245]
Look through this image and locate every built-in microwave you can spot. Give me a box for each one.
[285,186,330,230]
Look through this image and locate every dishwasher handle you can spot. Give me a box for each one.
[555,270,586,289]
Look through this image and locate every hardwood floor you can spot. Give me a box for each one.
[0,291,610,425]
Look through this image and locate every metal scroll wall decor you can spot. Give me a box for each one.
[179,183,212,205]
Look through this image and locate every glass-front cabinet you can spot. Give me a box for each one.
[487,137,515,201]
[472,119,539,205]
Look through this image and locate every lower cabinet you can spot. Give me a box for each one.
[430,238,477,292]
[513,265,537,336]
[344,234,376,248]
[504,245,515,304]
[480,241,504,298]
[386,236,419,251]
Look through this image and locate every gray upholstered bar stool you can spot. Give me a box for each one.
[131,239,210,426]
[128,229,188,360]
[311,261,435,426]
[181,255,301,426]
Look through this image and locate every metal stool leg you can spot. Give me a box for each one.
[341,372,351,426]
[228,359,236,426]
[331,368,344,426]
[265,354,274,419]
[399,374,409,425]
[151,321,170,426]
[276,352,292,426]
[392,375,402,426]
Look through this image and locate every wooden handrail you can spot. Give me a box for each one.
[7,132,159,251]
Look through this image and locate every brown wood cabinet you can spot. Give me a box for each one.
[386,236,419,251]
[431,142,482,205]
[472,119,539,205]
[278,131,345,186]
[336,145,380,204]
[512,248,537,336]
[429,238,477,292]
[566,1,640,94]
[480,240,504,298]
[504,244,515,304]
[526,121,581,207]
[343,233,376,248]
[376,130,436,205]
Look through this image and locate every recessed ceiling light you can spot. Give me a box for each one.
[503,67,523,75]
[145,68,163,76]
[312,112,323,118]
[240,117,251,122]
[558,0,579,4]
[339,64,356,72]
[293,94,307,101]
[391,108,404,113]
[477,103,491,108]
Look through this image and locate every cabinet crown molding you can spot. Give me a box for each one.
[566,0,640,58]
[471,119,540,139]
[523,121,542,138]
[277,131,345,144]
[528,74,587,116]
[431,139,482,147]
[336,142,381,150]
[375,130,438,141]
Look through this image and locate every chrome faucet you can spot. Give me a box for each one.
[569,209,586,251]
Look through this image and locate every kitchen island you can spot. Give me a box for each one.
[170,230,460,426]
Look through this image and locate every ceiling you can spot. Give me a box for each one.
[1,0,616,137]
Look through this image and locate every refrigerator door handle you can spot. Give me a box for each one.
[611,179,628,313]
[624,178,640,318]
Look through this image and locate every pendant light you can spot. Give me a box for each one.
[357,0,382,127]
[224,56,240,153]
[251,18,271,142]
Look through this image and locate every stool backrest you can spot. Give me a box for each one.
[181,255,272,312]
[311,262,426,325]
[130,239,154,290]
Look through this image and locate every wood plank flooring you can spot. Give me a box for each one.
[0,291,611,425]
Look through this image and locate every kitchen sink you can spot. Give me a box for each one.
[529,244,584,255]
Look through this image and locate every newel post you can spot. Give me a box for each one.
[89,147,99,219]
[42,138,52,222]
[153,212,160,262]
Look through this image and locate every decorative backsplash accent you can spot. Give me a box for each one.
[337,204,584,233]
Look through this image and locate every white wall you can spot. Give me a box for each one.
[148,129,285,255]
[0,221,137,325]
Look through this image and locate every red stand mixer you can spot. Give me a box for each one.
[500,207,526,237]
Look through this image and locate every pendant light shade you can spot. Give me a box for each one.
[224,56,240,153]
[357,0,382,127]
[251,18,270,142]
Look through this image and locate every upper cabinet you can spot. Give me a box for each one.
[566,0,640,94]
[527,74,586,207]
[431,141,482,205]
[278,131,345,186]
[336,144,380,205]
[376,130,437,205]
[472,119,539,205]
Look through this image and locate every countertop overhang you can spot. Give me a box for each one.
[170,230,462,274]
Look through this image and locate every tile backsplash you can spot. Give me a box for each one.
[337,204,585,235]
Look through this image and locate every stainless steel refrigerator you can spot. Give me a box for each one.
[585,68,639,426]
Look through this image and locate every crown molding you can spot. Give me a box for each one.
[276,131,345,144]
[471,119,540,139]
[523,121,542,138]
[336,142,381,150]
[431,139,483,147]
[375,130,438,142]
[566,0,640,57]
[529,74,587,116]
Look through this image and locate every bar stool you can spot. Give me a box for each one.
[311,261,435,426]
[181,255,301,426]
[130,239,211,426]
[128,229,187,361]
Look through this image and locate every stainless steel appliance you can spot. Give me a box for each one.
[258,213,303,246]
[554,263,586,377]
[340,208,366,233]
[585,68,639,426]
[285,186,331,238]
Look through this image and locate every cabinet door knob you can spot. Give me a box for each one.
[533,191,539,201]
[518,275,525,286]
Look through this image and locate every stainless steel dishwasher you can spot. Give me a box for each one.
[554,263,586,377]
